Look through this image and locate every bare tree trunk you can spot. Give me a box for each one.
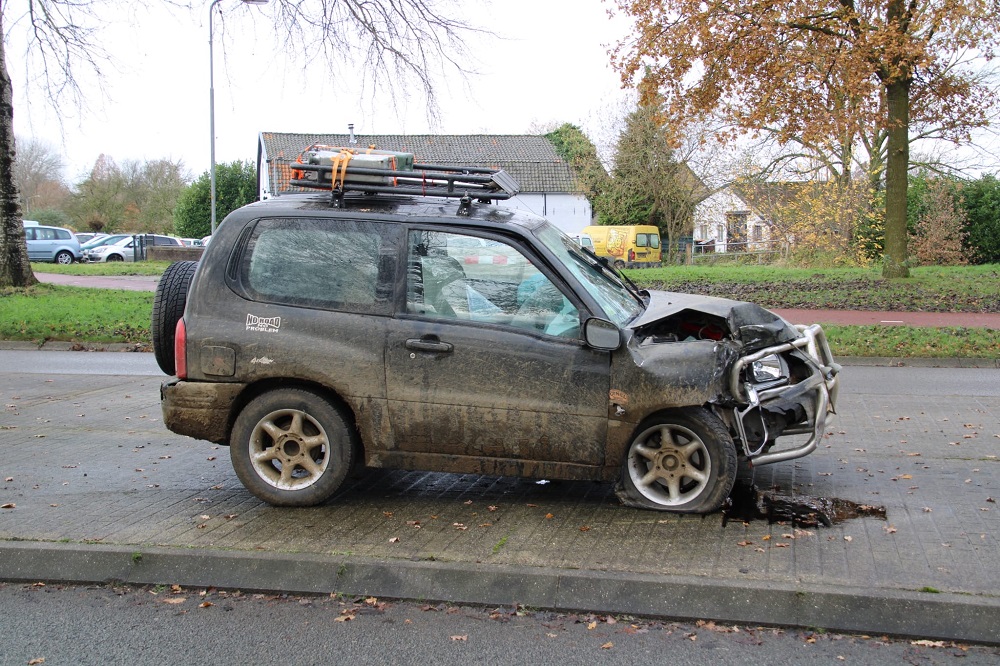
[0,13,36,289]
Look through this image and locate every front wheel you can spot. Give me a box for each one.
[230,388,356,506]
[619,408,736,513]
[55,251,74,265]
[106,254,123,262]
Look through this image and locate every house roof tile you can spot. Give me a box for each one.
[259,132,580,195]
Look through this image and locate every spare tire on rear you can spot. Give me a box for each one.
[151,261,199,375]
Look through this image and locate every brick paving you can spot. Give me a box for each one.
[0,362,997,640]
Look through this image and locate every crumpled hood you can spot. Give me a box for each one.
[629,290,800,352]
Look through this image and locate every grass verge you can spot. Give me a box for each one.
[11,263,1000,358]
[0,283,152,345]
[634,264,1000,312]
[33,261,173,277]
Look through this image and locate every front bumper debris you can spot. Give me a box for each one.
[729,324,840,466]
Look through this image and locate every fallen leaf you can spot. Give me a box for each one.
[199,601,214,608]
[382,511,393,518]
[450,635,468,641]
[587,621,598,630]
[579,526,591,532]
[737,540,753,547]
[162,597,185,605]
[28,659,45,665]
[912,639,946,648]
[545,513,554,520]
[334,614,354,622]
[0,503,14,509]
[774,543,790,548]
[388,537,400,543]
[4,477,11,482]
[601,642,613,649]
[922,507,933,513]
[844,536,853,542]
[488,505,498,512]
[883,525,897,534]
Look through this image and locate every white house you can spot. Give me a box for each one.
[693,183,781,254]
[257,132,593,236]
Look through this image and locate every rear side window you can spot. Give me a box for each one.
[55,229,71,240]
[240,217,395,314]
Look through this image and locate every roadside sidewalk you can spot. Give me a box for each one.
[0,366,997,643]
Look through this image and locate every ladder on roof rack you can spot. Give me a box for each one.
[287,145,520,206]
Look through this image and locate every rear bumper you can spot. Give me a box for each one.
[160,378,246,444]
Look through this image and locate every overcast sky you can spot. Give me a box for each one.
[8,0,635,184]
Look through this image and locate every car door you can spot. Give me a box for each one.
[385,228,611,469]
[23,227,40,260]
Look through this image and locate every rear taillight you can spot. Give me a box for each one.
[174,318,187,378]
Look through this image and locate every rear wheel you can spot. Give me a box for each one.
[151,261,198,375]
[620,408,737,513]
[230,388,356,506]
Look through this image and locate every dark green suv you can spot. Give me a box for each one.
[155,164,839,514]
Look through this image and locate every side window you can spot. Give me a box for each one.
[405,230,580,337]
[242,217,393,313]
[55,229,71,240]
[23,228,35,241]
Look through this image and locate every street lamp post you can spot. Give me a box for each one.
[209,0,269,235]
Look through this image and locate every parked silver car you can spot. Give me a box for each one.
[85,234,183,262]
[23,223,82,264]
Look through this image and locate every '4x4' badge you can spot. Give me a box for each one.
[246,314,281,333]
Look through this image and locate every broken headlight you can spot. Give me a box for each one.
[749,354,789,388]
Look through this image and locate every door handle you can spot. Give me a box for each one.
[405,338,454,354]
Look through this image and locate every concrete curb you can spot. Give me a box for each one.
[2,541,997,645]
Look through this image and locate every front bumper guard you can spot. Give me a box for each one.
[729,324,840,466]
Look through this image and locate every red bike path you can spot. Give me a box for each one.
[34,272,1000,329]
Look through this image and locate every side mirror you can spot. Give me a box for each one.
[584,317,621,351]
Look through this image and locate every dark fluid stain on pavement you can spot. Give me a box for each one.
[723,483,887,528]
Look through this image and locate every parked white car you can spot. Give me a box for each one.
[85,234,183,262]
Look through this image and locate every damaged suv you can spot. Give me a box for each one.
[155,150,839,513]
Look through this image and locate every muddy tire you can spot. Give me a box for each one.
[230,388,356,507]
[151,260,198,375]
[620,408,737,513]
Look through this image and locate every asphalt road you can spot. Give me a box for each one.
[2,583,997,666]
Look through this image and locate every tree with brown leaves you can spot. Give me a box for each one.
[611,0,1000,278]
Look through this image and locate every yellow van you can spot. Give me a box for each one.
[582,225,662,268]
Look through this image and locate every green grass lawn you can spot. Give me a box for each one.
[33,261,173,277]
[632,264,1000,312]
[9,262,999,357]
[1,283,153,345]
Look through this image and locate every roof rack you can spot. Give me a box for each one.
[287,145,520,209]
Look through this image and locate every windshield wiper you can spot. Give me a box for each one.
[585,249,645,303]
